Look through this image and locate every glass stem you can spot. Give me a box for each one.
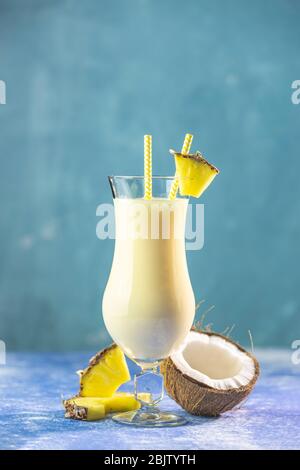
[134,363,164,413]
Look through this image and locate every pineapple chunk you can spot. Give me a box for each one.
[64,398,106,421]
[79,344,130,397]
[170,150,219,198]
[99,392,151,413]
[63,393,151,421]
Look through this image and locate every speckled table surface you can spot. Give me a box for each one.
[0,350,299,450]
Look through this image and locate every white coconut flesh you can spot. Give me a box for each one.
[171,331,256,390]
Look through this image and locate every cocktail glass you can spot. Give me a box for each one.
[103,176,195,426]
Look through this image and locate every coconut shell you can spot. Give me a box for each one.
[160,330,260,417]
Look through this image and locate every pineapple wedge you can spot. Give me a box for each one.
[98,392,151,413]
[79,344,130,397]
[64,398,106,421]
[64,393,151,421]
[170,149,219,198]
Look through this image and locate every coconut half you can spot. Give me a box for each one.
[161,330,260,417]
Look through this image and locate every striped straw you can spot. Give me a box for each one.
[168,133,193,200]
[144,135,152,200]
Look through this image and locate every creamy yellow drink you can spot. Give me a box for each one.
[102,197,195,363]
[101,134,219,427]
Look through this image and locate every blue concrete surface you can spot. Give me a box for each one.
[0,0,300,351]
[0,351,299,450]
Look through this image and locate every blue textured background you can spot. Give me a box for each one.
[0,0,299,350]
[1,351,299,450]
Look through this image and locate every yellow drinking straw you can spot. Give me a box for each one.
[144,135,152,200]
[168,133,193,199]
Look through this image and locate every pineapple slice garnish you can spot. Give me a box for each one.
[64,398,106,421]
[170,149,219,198]
[63,393,151,421]
[78,344,130,397]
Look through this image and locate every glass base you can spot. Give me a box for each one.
[112,409,187,427]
